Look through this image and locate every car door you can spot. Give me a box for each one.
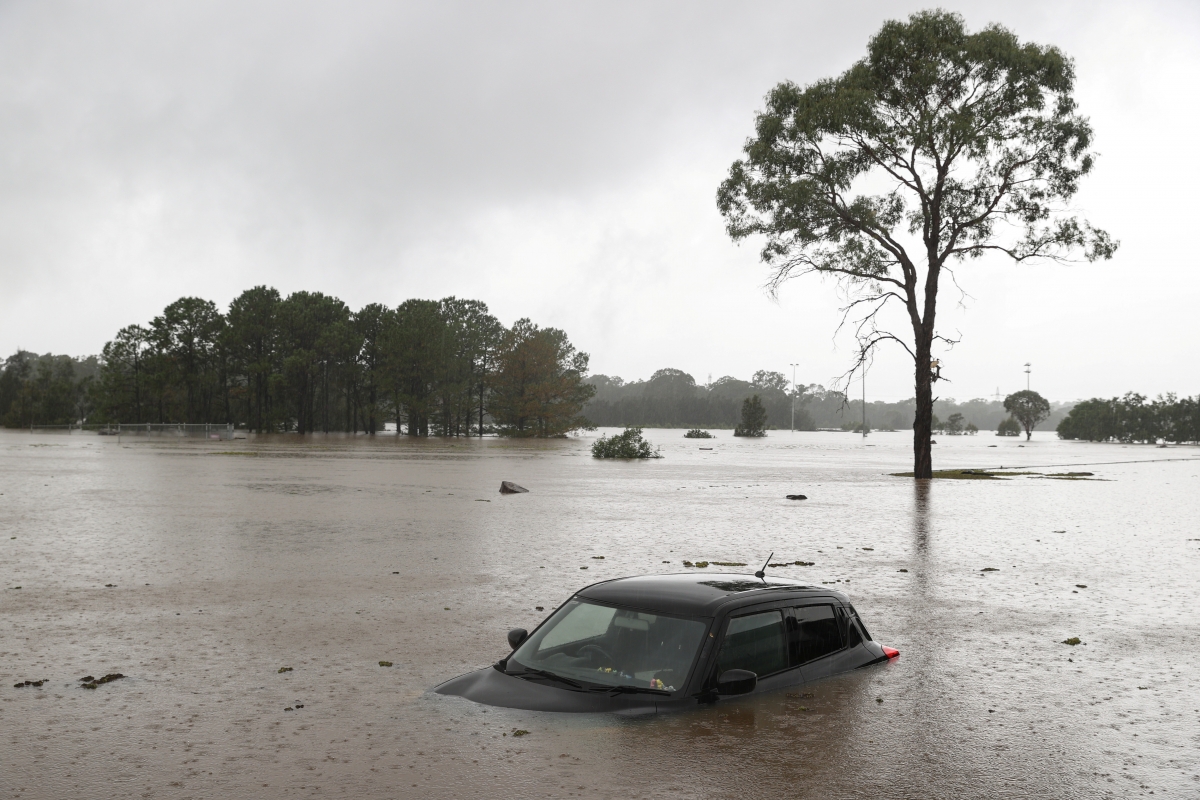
[787,602,844,681]
[711,605,801,694]
[823,605,874,674]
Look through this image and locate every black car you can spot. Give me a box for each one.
[435,572,899,714]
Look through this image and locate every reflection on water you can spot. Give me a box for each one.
[1,429,1198,798]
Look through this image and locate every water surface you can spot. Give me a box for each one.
[2,429,1198,798]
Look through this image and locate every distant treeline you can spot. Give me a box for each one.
[583,368,1073,432]
[0,288,594,437]
[1056,393,1200,443]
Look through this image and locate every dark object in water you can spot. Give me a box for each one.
[786,494,807,500]
[500,481,529,495]
[379,661,393,667]
[80,673,124,689]
[14,679,47,688]
[981,567,999,572]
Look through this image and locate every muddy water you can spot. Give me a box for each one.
[1,428,1197,799]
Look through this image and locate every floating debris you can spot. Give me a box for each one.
[876,697,884,704]
[579,566,588,570]
[511,729,530,737]
[981,567,999,572]
[379,661,393,667]
[710,561,746,567]
[295,703,304,708]
[1075,584,1087,589]
[499,481,529,494]
[1062,637,1082,646]
[13,679,47,688]
[591,556,605,560]
[862,547,874,551]
[278,667,293,674]
[785,494,808,500]
[285,707,293,711]
[81,673,124,689]
[104,584,116,588]
[535,606,544,611]
[898,569,908,573]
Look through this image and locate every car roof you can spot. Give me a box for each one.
[575,572,846,617]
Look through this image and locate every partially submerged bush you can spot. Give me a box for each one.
[733,395,768,437]
[683,429,713,438]
[592,427,662,459]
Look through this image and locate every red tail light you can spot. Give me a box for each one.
[881,646,900,660]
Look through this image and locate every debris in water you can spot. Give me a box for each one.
[591,556,605,559]
[285,707,293,711]
[104,584,116,588]
[81,673,124,689]
[14,679,47,688]
[512,729,530,737]
[580,566,588,569]
[535,606,544,611]
[1075,584,1087,589]
[379,661,393,667]
[876,697,884,704]
[278,667,293,673]
[794,561,815,567]
[862,547,874,551]
[499,481,529,494]
[898,569,908,573]
[981,567,999,572]
[1062,637,1082,646]
[786,494,807,500]
[710,561,746,567]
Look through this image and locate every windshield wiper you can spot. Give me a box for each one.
[506,667,583,690]
[593,684,671,696]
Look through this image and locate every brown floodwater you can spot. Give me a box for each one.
[2,428,1198,799]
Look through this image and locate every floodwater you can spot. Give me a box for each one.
[2,428,1198,799]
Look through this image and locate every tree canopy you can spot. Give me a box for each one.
[733,395,768,437]
[1003,390,1051,440]
[2,288,592,437]
[717,10,1115,477]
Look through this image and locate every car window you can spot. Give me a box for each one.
[790,604,842,663]
[716,610,788,677]
[538,601,616,650]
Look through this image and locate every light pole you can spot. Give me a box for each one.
[1024,363,1031,391]
[789,363,799,431]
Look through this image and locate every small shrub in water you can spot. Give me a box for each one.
[591,427,662,459]
[683,429,714,439]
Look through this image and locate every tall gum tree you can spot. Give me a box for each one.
[717,10,1116,478]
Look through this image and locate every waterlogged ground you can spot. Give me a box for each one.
[1,428,1198,799]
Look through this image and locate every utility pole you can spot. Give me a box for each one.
[1024,363,1031,391]
[862,367,867,438]
[789,363,799,431]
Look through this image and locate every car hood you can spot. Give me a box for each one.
[434,666,660,714]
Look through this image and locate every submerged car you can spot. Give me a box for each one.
[435,572,899,714]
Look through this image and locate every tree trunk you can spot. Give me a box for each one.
[912,339,933,479]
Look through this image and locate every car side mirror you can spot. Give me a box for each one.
[716,669,757,695]
[507,628,528,650]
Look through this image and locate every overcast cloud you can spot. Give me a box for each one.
[1,0,1197,402]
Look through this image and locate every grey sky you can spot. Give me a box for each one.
[1,0,1196,402]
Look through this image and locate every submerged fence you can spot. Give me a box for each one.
[27,423,236,440]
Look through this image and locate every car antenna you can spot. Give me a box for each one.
[754,552,774,580]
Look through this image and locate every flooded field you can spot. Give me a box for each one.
[2,428,1198,799]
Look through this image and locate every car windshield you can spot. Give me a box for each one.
[507,599,707,693]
